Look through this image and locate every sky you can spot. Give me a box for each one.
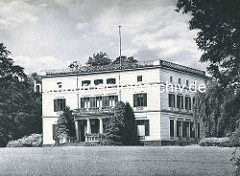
[0,0,208,74]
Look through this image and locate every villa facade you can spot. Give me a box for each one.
[41,60,207,145]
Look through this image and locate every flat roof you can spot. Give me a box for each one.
[41,59,205,78]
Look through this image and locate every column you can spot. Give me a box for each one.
[174,120,177,138]
[99,118,103,134]
[75,121,80,141]
[86,118,91,134]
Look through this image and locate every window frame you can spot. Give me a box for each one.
[107,78,116,84]
[133,93,147,107]
[82,80,91,86]
[54,99,66,112]
[137,75,142,82]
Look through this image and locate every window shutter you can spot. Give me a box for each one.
[168,94,171,107]
[54,100,56,112]
[185,97,188,109]
[143,93,147,106]
[80,98,84,108]
[133,94,137,107]
[189,98,191,110]
[145,120,149,136]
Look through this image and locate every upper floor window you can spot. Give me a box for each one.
[170,76,173,83]
[177,95,183,109]
[94,79,103,85]
[107,78,116,84]
[168,94,175,108]
[54,99,66,112]
[178,78,181,84]
[185,96,191,110]
[81,96,118,108]
[82,80,91,86]
[133,93,147,107]
[186,80,189,86]
[137,75,142,82]
[57,82,62,88]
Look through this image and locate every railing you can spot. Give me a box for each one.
[73,107,114,116]
[85,133,105,143]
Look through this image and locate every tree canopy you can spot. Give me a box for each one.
[176,0,240,88]
[112,56,138,65]
[0,43,42,146]
[86,52,111,66]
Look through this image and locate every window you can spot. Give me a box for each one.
[107,78,116,84]
[89,97,96,108]
[57,82,62,88]
[137,120,149,136]
[133,93,147,107]
[82,80,91,86]
[186,80,189,86]
[137,75,142,82]
[178,78,181,84]
[54,99,66,112]
[52,124,58,140]
[94,79,103,85]
[170,120,174,137]
[170,76,173,83]
[183,122,190,137]
[177,121,182,137]
[193,97,195,106]
[168,94,175,108]
[185,96,191,110]
[109,96,118,106]
[80,97,89,108]
[177,95,183,109]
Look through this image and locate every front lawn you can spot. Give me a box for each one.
[0,146,235,176]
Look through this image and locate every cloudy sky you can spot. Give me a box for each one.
[0,0,207,74]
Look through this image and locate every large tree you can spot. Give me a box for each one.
[86,52,111,66]
[0,43,42,146]
[176,0,240,88]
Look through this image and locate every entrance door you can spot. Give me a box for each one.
[80,120,87,141]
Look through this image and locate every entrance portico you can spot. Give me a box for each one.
[73,107,114,142]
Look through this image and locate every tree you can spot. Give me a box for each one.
[56,106,75,141]
[105,101,125,145]
[86,52,111,66]
[105,101,139,145]
[176,0,240,88]
[0,43,42,146]
[113,56,138,65]
[122,103,138,145]
[193,81,237,137]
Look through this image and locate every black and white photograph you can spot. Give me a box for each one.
[0,0,239,175]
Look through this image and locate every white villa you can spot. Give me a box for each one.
[41,59,207,145]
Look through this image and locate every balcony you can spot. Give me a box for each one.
[73,107,114,117]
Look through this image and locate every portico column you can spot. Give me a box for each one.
[75,120,80,141]
[174,120,177,138]
[99,118,103,134]
[86,118,91,134]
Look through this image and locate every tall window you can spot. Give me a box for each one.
[54,99,66,112]
[178,78,181,84]
[168,94,175,108]
[107,78,116,84]
[137,75,142,82]
[177,95,183,109]
[170,120,174,137]
[82,80,91,86]
[177,121,182,137]
[185,96,192,110]
[89,97,96,108]
[52,124,58,140]
[170,76,173,83]
[133,93,147,107]
[186,80,189,86]
[94,79,103,85]
[137,120,149,136]
[183,122,190,138]
[81,97,89,108]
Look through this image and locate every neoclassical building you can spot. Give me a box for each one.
[41,59,207,145]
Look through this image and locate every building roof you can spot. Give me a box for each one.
[42,59,205,78]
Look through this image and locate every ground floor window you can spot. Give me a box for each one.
[177,121,182,137]
[52,124,58,140]
[136,120,149,136]
[170,120,174,137]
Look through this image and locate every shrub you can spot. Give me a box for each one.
[199,137,232,147]
[7,134,42,147]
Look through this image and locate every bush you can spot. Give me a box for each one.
[199,137,232,147]
[7,134,42,147]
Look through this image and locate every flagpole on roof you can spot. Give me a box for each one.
[119,25,122,66]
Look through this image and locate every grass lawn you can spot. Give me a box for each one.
[0,145,236,176]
